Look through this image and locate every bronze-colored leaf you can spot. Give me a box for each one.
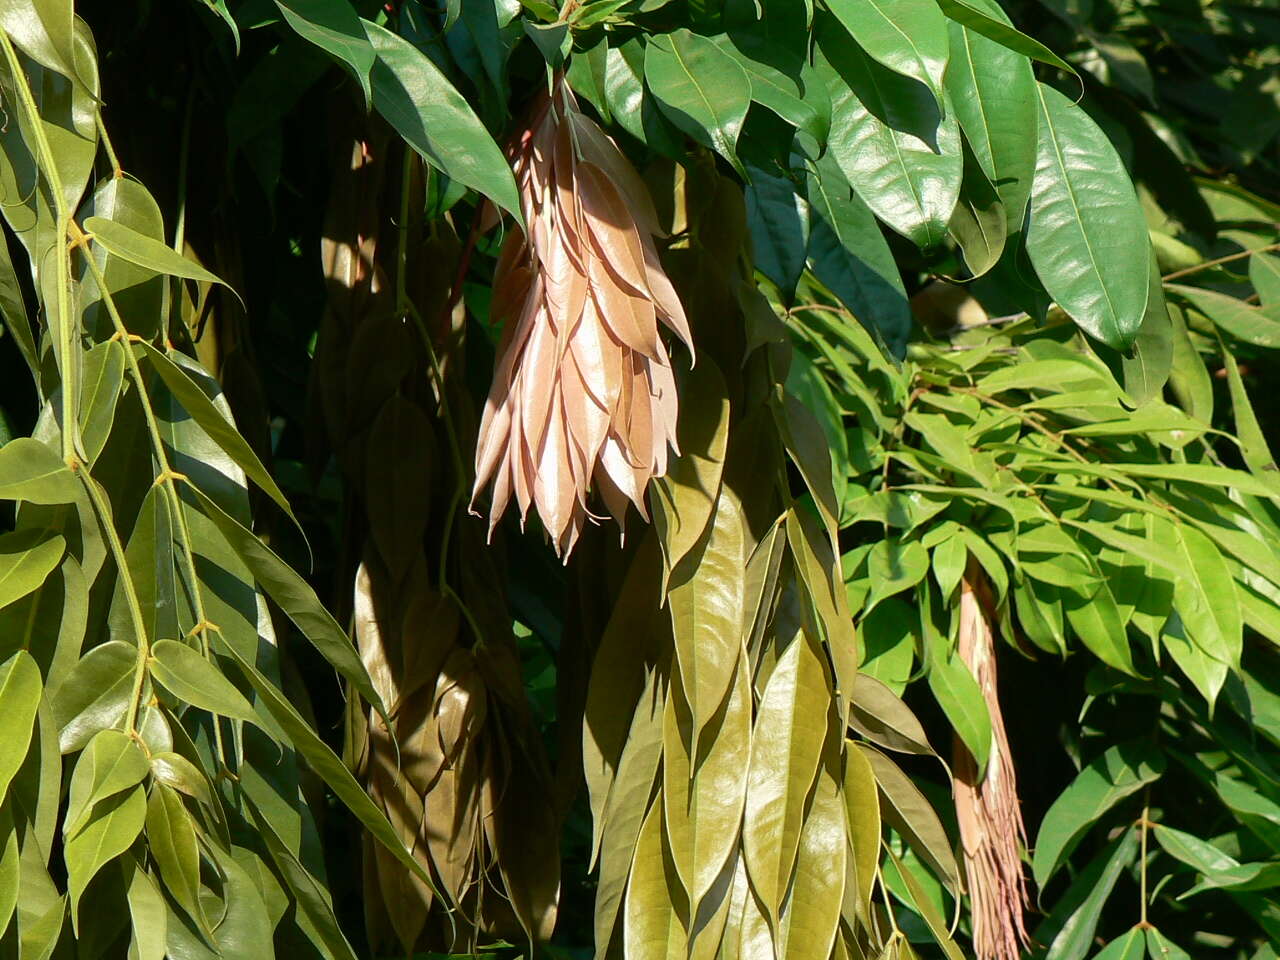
[471,78,692,557]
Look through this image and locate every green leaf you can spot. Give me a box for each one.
[78,340,126,463]
[806,152,912,355]
[178,481,389,723]
[1025,83,1150,349]
[0,531,64,612]
[1152,824,1240,874]
[150,639,260,725]
[84,217,235,292]
[1145,928,1193,960]
[1045,828,1140,960]
[50,640,135,753]
[132,341,295,525]
[1220,343,1275,476]
[1168,284,1280,348]
[865,539,929,612]
[124,860,168,960]
[644,29,751,176]
[149,752,216,811]
[944,17,1037,235]
[1166,303,1213,421]
[826,0,949,103]
[275,0,374,105]
[1032,740,1164,888]
[1062,578,1136,676]
[947,143,1007,277]
[742,632,829,925]
[780,763,847,959]
[1251,251,1280,307]
[64,784,146,928]
[1092,926,1148,960]
[243,801,359,960]
[0,442,79,506]
[746,161,809,300]
[623,794,685,960]
[858,597,916,695]
[884,845,964,960]
[860,744,960,892]
[716,37,829,146]
[0,808,16,940]
[64,729,149,838]
[924,612,992,777]
[935,0,1076,74]
[1153,520,1241,675]
[817,21,962,250]
[211,631,441,903]
[363,17,522,223]
[0,0,86,92]
[0,650,39,807]
[146,783,208,936]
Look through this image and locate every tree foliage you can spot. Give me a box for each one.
[0,0,1277,958]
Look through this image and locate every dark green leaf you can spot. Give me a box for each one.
[1025,83,1150,349]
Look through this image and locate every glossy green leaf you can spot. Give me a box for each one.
[1168,284,1280,348]
[150,639,260,725]
[849,672,934,756]
[1045,828,1140,960]
[133,341,294,523]
[1154,520,1241,674]
[1145,928,1192,960]
[1093,926,1147,960]
[746,161,809,300]
[65,784,146,927]
[645,29,751,176]
[1026,83,1150,349]
[149,752,215,811]
[0,530,63,613]
[275,0,373,104]
[78,340,125,463]
[64,729,149,838]
[1032,740,1164,888]
[925,617,992,776]
[0,650,39,805]
[50,640,135,753]
[124,860,167,960]
[180,481,388,723]
[363,17,521,222]
[0,438,80,504]
[145,782,207,935]
[936,0,1076,74]
[865,539,929,612]
[212,631,441,901]
[806,152,911,355]
[1062,578,1136,675]
[1251,251,1280,307]
[843,741,881,921]
[944,17,1036,234]
[652,359,730,581]
[84,217,233,291]
[0,808,16,940]
[818,21,962,250]
[826,0,949,102]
